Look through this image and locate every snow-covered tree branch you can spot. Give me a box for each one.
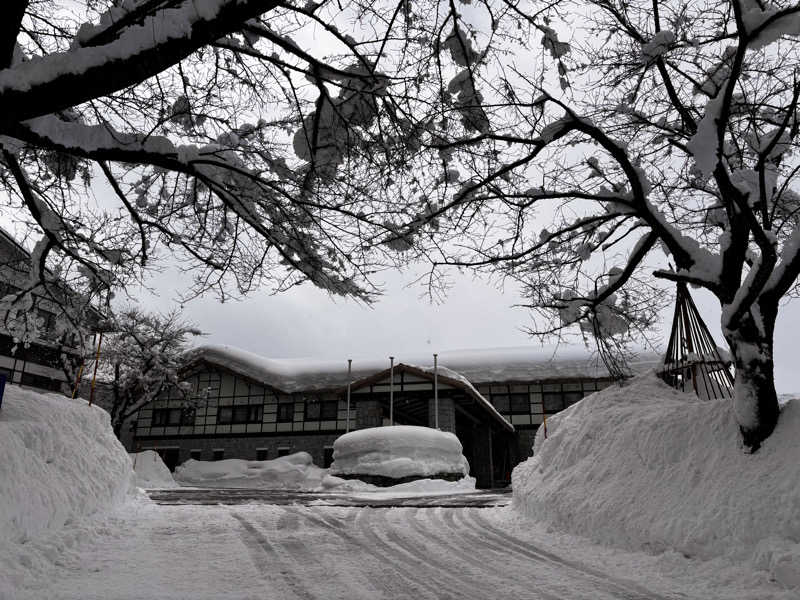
[285,0,800,450]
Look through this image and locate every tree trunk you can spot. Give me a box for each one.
[724,310,780,452]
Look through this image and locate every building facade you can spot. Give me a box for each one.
[130,345,650,487]
[0,228,96,394]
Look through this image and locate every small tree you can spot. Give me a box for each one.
[102,309,202,438]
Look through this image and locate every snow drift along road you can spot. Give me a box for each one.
[0,386,134,593]
[174,452,330,489]
[512,373,800,589]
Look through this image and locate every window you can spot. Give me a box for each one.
[151,407,195,427]
[277,447,290,457]
[256,448,268,461]
[509,393,529,414]
[277,402,294,423]
[492,395,510,413]
[217,404,263,424]
[304,399,338,421]
[543,393,565,414]
[212,449,225,461]
[20,372,63,392]
[491,389,529,414]
[564,391,584,407]
[189,449,202,460]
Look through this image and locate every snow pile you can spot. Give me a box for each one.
[0,386,134,591]
[321,475,477,498]
[131,451,178,489]
[512,373,800,590]
[174,452,328,490]
[330,425,469,480]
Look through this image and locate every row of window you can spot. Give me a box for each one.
[151,400,340,427]
[479,381,608,416]
[187,447,294,461]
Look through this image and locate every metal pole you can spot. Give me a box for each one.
[433,353,439,429]
[346,359,352,433]
[89,333,103,406]
[389,356,394,426]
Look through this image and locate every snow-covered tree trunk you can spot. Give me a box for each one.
[723,308,780,451]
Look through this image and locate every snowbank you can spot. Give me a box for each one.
[0,386,134,591]
[319,474,477,498]
[330,425,469,480]
[512,373,800,589]
[0,386,134,544]
[131,451,178,489]
[174,452,328,489]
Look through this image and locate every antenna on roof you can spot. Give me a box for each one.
[658,281,734,399]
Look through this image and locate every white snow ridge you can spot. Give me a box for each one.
[512,373,800,591]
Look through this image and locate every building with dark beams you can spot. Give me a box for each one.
[0,227,101,393]
[130,345,658,487]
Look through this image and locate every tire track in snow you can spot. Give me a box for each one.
[289,508,398,598]
[414,507,570,600]
[466,510,681,600]
[229,510,313,600]
[292,507,447,600]
[337,508,478,599]
[249,508,380,600]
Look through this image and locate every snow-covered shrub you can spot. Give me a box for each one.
[330,425,469,481]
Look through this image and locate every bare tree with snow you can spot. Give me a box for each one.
[102,308,201,438]
[337,0,800,451]
[0,0,482,341]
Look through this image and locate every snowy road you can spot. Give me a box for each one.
[16,498,768,600]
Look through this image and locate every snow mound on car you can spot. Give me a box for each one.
[330,425,469,480]
[131,451,178,488]
[512,373,800,590]
[174,451,328,489]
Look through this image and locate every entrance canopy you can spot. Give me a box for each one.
[348,363,514,433]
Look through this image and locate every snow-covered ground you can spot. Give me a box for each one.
[7,497,794,600]
[513,373,800,591]
[330,425,469,479]
[3,381,799,599]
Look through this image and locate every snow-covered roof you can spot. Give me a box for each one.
[183,343,661,394]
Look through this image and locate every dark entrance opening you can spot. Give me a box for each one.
[154,447,180,472]
[323,447,334,468]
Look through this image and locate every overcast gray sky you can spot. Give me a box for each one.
[134,262,800,394]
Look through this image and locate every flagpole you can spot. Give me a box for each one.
[389,356,394,425]
[346,359,352,433]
